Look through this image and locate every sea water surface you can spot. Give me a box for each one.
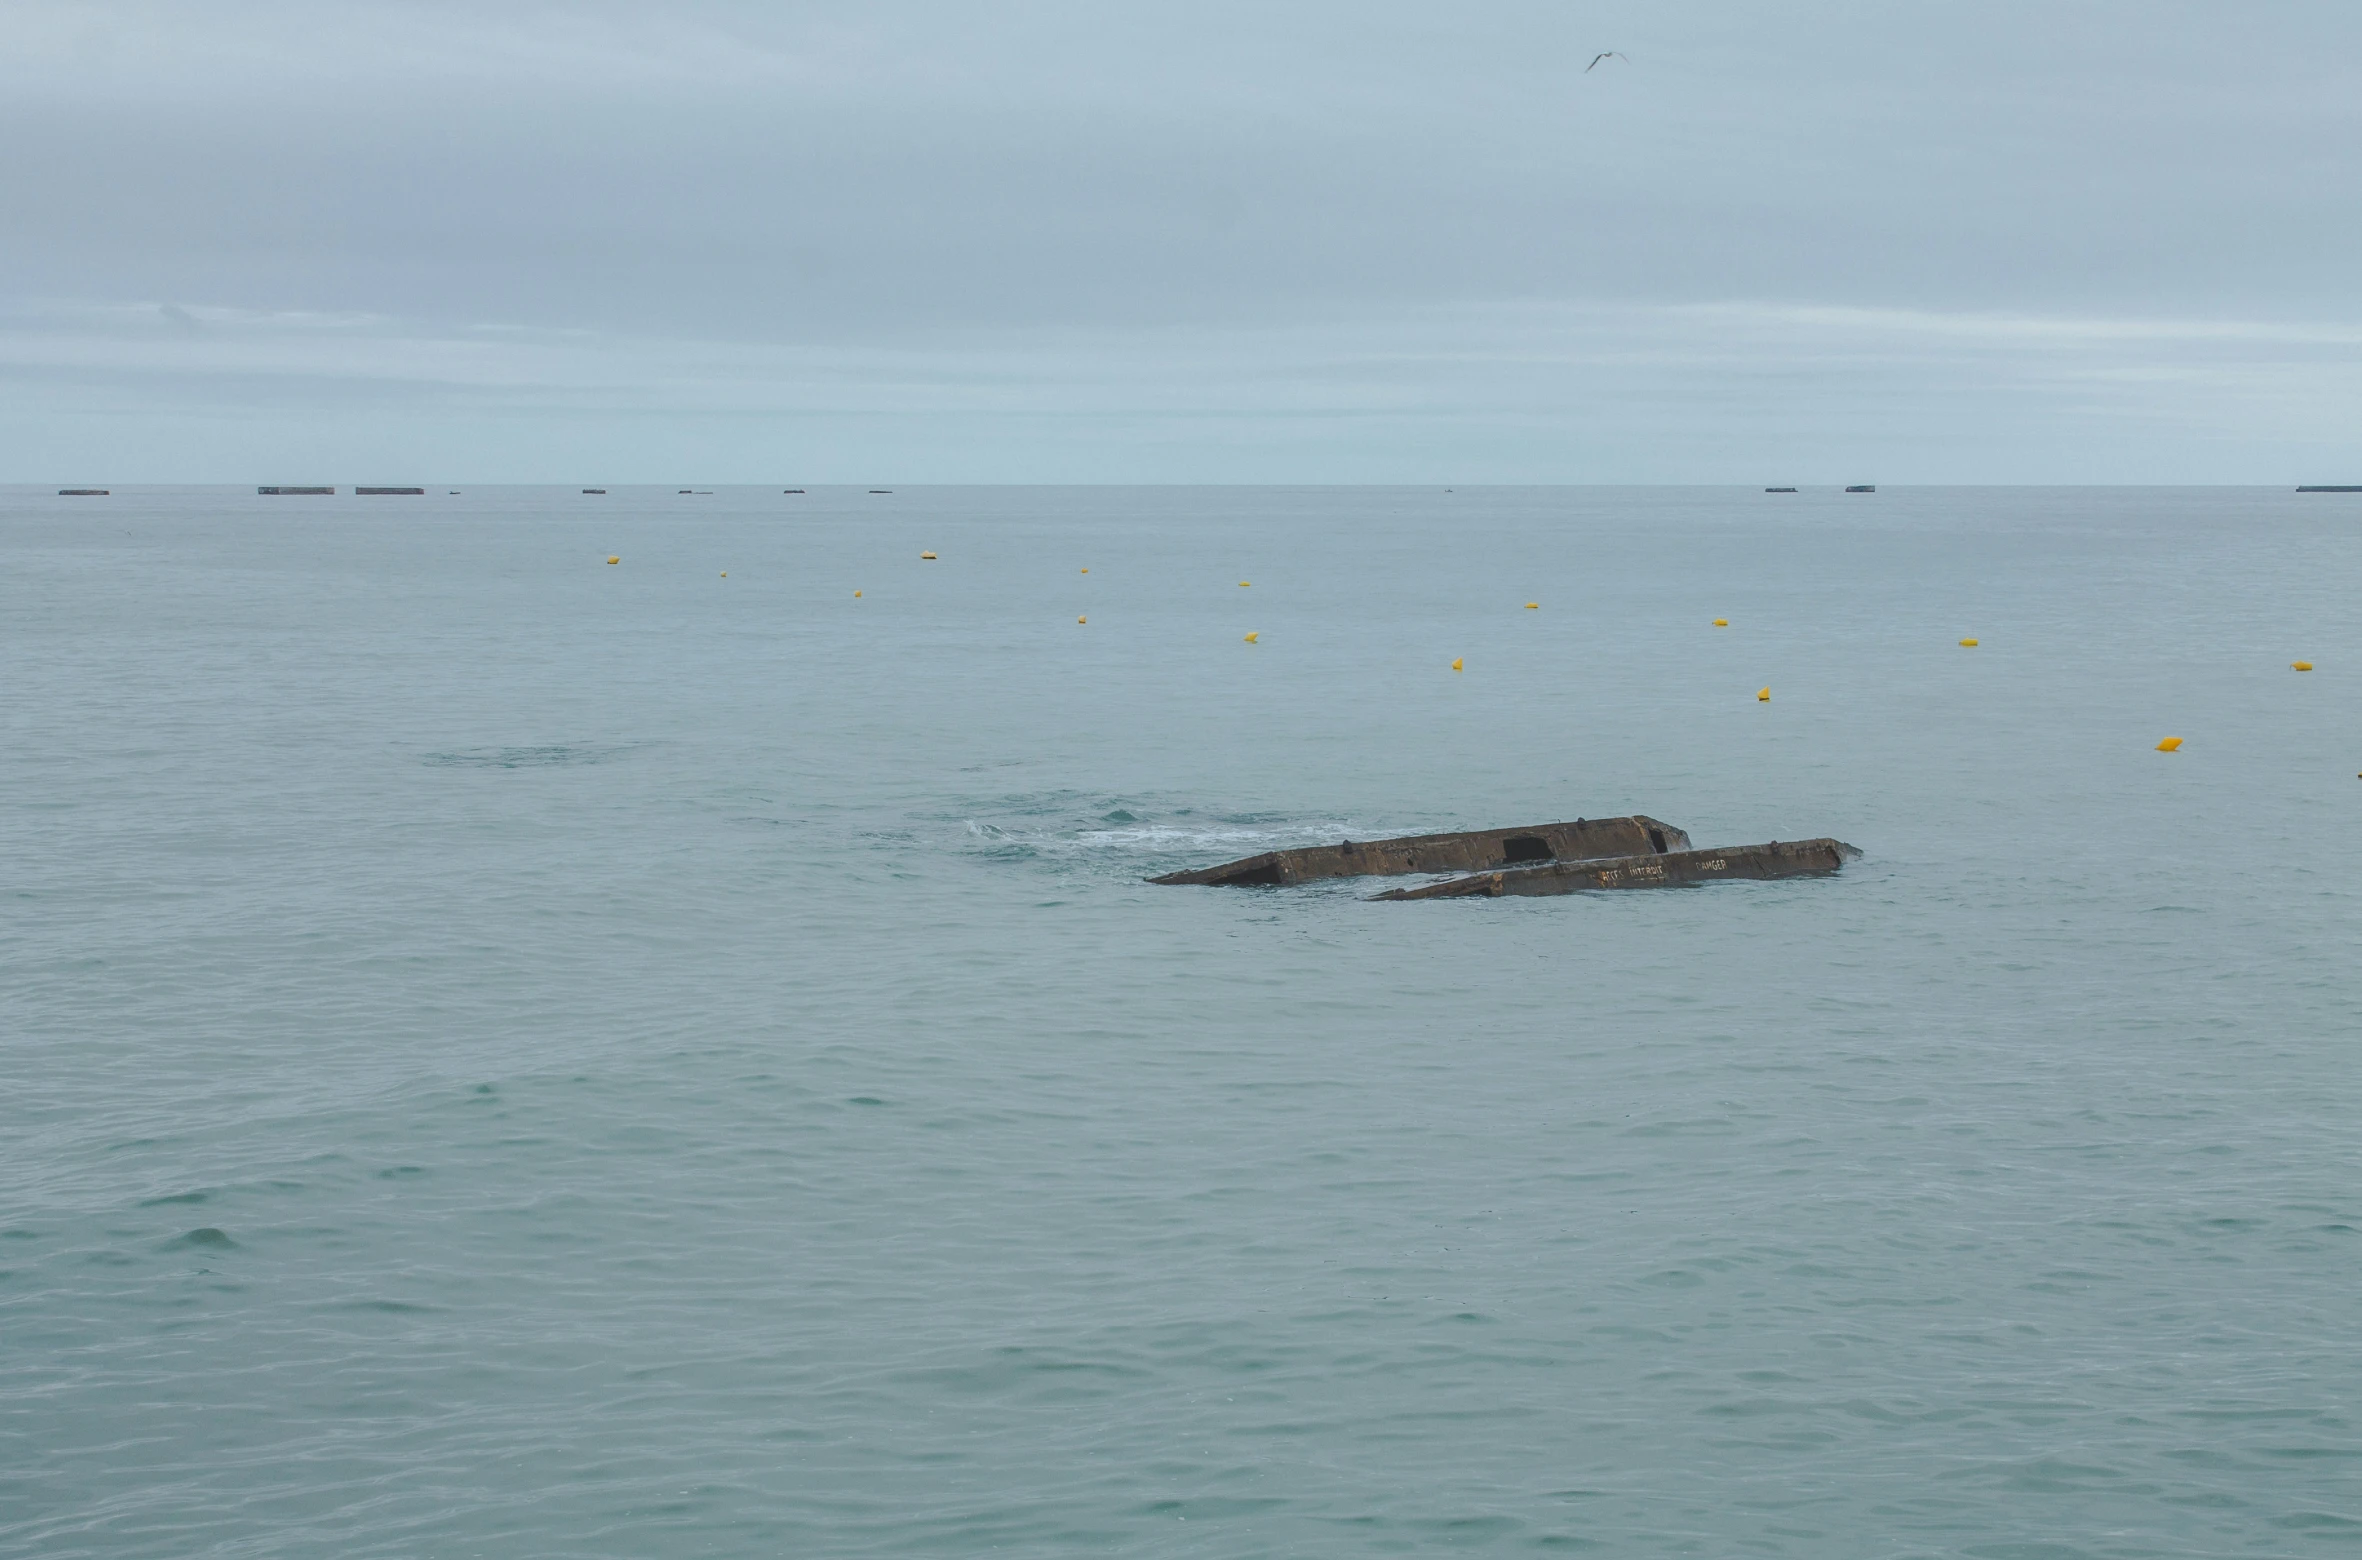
[3,485,2359,1557]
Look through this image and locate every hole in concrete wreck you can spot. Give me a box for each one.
[1647,827,1668,853]
[1500,835,1553,864]
[1214,863,1286,886]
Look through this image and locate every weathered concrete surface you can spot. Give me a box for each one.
[1369,838,1858,899]
[1150,816,1690,887]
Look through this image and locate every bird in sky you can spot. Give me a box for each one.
[1586,51,1628,71]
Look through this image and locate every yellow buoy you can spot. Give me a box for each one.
[720,571,727,577]
[1757,687,1770,701]
[1713,619,1727,627]
[1239,581,1251,588]
[2293,661,2313,671]
[854,590,862,597]
[1080,568,1088,573]
[920,551,937,560]
[1244,631,1259,643]
[2156,737,2183,752]
[1451,657,1464,672]
[1078,616,1087,624]
[606,556,619,565]
[1959,638,1978,647]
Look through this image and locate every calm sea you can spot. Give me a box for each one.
[4,485,2358,1557]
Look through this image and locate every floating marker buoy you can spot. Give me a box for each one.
[1080,568,1088,573]
[2156,737,2183,752]
[854,590,862,597]
[606,556,619,565]
[2293,661,2313,671]
[1713,619,1728,627]
[1959,638,1978,647]
[1244,631,1259,643]
[920,551,937,560]
[1077,616,1086,624]
[1451,658,1464,672]
[1525,602,1539,610]
[720,571,727,577]
[1758,687,1770,702]
[1239,581,1251,588]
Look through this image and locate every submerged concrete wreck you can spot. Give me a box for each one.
[1149,816,1690,887]
[1150,817,1858,898]
[1370,838,1859,900]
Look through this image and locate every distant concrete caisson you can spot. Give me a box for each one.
[1371,838,1860,899]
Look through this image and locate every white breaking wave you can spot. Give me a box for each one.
[965,818,1362,854]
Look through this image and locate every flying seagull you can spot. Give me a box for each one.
[1585,51,1628,71]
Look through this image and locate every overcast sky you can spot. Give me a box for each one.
[5,0,2360,482]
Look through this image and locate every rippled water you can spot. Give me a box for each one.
[5,485,2359,1557]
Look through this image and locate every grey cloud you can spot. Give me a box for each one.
[3,0,2360,478]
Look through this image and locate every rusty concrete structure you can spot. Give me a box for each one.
[1370,838,1859,899]
[1149,816,1689,887]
